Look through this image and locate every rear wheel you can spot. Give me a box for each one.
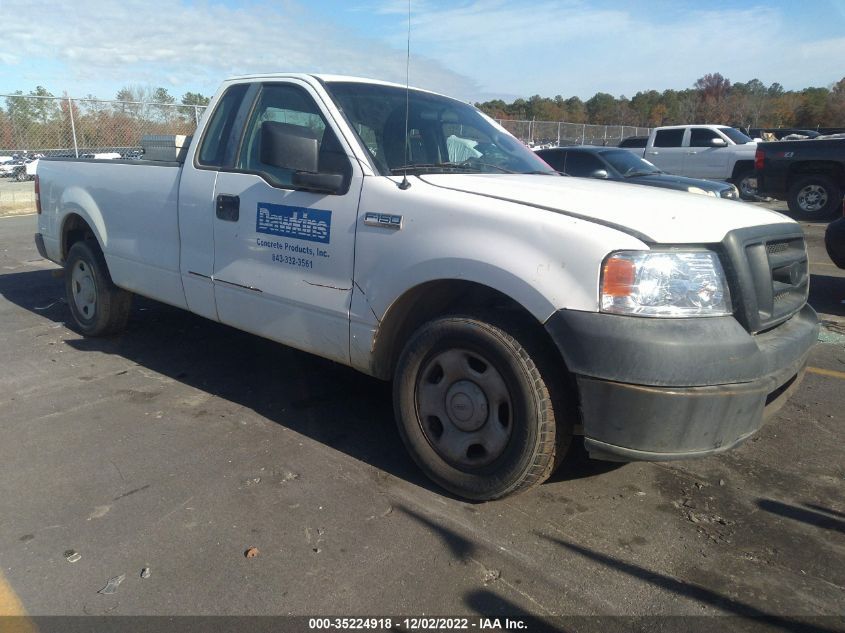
[65,240,132,336]
[787,175,842,219]
[393,315,571,500]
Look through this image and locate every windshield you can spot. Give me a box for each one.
[326,81,556,176]
[601,149,661,176]
[718,127,753,145]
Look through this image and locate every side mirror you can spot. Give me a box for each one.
[293,172,344,193]
[590,169,609,179]
[260,121,319,173]
[259,121,343,194]
[709,138,728,147]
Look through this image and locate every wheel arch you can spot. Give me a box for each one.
[731,159,755,181]
[369,278,569,384]
[58,188,108,262]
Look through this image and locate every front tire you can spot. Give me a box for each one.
[65,240,132,336]
[393,316,571,500]
[787,175,842,219]
[734,170,758,200]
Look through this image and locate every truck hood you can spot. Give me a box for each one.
[418,174,793,244]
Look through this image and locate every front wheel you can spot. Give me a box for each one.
[393,316,571,500]
[734,170,758,200]
[65,240,132,336]
[787,175,842,219]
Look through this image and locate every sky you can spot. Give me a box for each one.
[1,0,844,103]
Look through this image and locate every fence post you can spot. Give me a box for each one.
[581,124,585,145]
[67,97,79,158]
[194,105,200,125]
[557,122,561,147]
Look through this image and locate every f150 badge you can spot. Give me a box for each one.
[364,212,403,229]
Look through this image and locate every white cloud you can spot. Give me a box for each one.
[2,0,843,103]
[1,0,478,99]
[371,0,844,98]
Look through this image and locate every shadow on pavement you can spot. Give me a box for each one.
[538,534,843,633]
[0,268,606,500]
[757,499,845,535]
[810,274,845,318]
[0,268,443,496]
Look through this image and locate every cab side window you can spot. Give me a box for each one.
[539,151,568,173]
[653,129,684,147]
[237,84,350,188]
[690,128,721,147]
[563,152,604,177]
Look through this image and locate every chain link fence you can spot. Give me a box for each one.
[495,119,651,147]
[0,94,208,159]
[0,95,208,214]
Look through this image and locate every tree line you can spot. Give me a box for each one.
[476,73,845,130]
[3,73,844,152]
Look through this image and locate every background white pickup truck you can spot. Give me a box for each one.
[625,124,759,198]
[34,74,818,500]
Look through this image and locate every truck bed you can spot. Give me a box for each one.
[37,158,188,309]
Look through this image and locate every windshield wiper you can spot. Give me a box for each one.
[624,171,657,178]
[389,161,516,175]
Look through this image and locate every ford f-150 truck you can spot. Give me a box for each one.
[34,74,818,500]
[623,125,758,199]
[755,138,845,219]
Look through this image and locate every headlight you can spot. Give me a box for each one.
[686,186,717,197]
[720,185,740,199]
[601,251,732,317]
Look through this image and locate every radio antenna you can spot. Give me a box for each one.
[398,0,412,190]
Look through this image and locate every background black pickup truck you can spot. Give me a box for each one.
[755,139,845,218]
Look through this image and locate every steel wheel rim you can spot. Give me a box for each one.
[415,348,513,469]
[739,175,757,197]
[71,260,97,320]
[797,184,827,212]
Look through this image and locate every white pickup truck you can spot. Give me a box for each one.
[34,74,818,500]
[624,124,759,199]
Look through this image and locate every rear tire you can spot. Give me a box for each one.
[65,240,132,336]
[393,315,572,500]
[787,175,842,220]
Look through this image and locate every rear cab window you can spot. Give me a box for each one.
[196,84,250,168]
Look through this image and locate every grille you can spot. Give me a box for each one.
[722,226,809,333]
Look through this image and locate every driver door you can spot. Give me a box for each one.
[211,81,362,364]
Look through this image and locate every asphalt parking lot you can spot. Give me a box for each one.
[0,203,843,628]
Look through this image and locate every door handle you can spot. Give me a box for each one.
[647,151,658,155]
[216,194,240,222]
[688,151,698,155]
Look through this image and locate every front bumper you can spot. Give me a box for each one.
[545,304,819,461]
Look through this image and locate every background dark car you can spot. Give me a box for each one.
[825,214,845,269]
[535,146,740,199]
[618,136,648,148]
